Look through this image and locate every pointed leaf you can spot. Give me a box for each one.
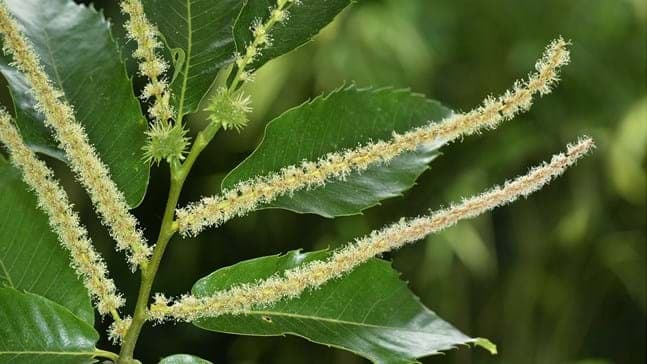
[193,250,491,363]
[234,0,351,71]
[0,0,150,207]
[159,354,213,364]
[222,86,450,217]
[141,0,245,116]
[0,159,93,324]
[0,288,100,364]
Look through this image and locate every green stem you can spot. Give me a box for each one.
[95,349,120,362]
[116,125,221,364]
[117,170,181,363]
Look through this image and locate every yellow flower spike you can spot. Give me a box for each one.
[230,0,302,89]
[0,111,124,316]
[150,137,594,322]
[176,38,571,237]
[120,0,174,123]
[0,3,152,269]
[108,316,133,344]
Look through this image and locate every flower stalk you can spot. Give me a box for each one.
[150,137,594,322]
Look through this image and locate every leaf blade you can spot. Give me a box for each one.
[142,0,245,116]
[0,0,150,206]
[192,250,488,363]
[0,288,99,364]
[159,354,213,364]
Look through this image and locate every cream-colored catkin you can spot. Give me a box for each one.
[232,0,301,85]
[120,0,174,123]
[0,111,124,315]
[176,38,571,237]
[108,316,132,343]
[150,137,594,322]
[0,4,152,268]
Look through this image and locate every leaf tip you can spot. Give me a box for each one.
[474,337,497,355]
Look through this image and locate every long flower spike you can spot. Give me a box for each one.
[0,4,152,269]
[0,111,124,316]
[231,0,302,88]
[121,0,174,123]
[176,38,571,237]
[150,137,594,322]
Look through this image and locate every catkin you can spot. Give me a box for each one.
[150,137,594,322]
[0,4,152,268]
[0,111,124,315]
[108,316,132,343]
[121,0,174,122]
[176,38,571,237]
[232,0,302,85]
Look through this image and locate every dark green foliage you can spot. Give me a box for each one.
[0,288,99,364]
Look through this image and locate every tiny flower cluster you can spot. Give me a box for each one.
[149,137,594,322]
[108,316,133,343]
[0,4,152,268]
[232,0,302,87]
[0,111,124,316]
[204,87,253,132]
[175,38,571,236]
[121,0,174,123]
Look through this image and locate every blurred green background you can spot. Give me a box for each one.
[9,0,647,363]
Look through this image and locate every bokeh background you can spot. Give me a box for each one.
[7,0,647,363]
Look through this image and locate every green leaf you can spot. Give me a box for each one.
[193,250,490,363]
[141,0,245,116]
[0,0,150,207]
[159,354,213,364]
[222,86,451,217]
[0,160,94,325]
[234,0,352,71]
[0,288,100,364]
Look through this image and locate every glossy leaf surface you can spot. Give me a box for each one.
[159,354,213,364]
[0,288,99,364]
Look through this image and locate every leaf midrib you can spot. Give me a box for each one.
[42,31,67,98]
[0,257,15,288]
[240,310,439,334]
[0,350,95,356]
[176,0,192,120]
